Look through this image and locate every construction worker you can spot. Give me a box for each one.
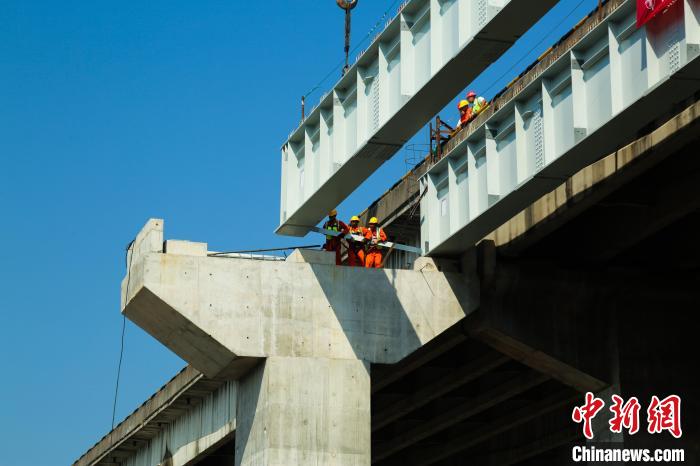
[364,217,387,269]
[346,216,366,267]
[465,90,487,121]
[455,99,470,130]
[323,209,348,266]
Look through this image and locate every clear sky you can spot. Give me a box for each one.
[0,1,598,464]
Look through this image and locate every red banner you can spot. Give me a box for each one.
[637,0,679,27]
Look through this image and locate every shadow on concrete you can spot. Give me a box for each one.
[477,261,616,391]
[307,261,476,370]
[309,263,423,369]
[233,360,264,465]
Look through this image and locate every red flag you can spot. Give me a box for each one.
[637,0,680,27]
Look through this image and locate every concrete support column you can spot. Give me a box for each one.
[235,357,371,466]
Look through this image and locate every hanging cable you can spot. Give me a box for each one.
[111,239,134,430]
[337,0,360,75]
[208,245,321,256]
[303,0,403,101]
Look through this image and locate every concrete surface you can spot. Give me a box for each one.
[236,357,370,465]
[119,219,478,465]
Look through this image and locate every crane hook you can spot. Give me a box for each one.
[336,0,358,11]
[336,0,359,75]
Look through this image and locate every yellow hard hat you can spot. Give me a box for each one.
[458,99,469,109]
[350,216,360,222]
[369,217,379,224]
[329,209,338,216]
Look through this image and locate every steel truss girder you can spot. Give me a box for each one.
[422,0,700,256]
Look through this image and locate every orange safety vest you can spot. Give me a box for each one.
[365,227,386,251]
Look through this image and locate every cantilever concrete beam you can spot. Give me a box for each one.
[277,0,558,236]
[121,220,478,378]
[120,220,478,465]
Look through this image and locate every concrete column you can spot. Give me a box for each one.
[236,357,370,466]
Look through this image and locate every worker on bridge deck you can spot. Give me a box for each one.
[455,99,470,131]
[323,209,348,266]
[464,90,487,122]
[364,217,387,269]
[346,215,366,267]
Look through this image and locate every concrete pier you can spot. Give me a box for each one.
[121,220,478,378]
[236,357,370,465]
[117,219,478,465]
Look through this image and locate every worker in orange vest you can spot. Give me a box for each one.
[346,215,366,267]
[323,209,348,266]
[455,99,470,130]
[364,217,387,268]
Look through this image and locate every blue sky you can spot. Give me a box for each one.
[0,1,598,464]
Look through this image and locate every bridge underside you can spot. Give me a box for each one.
[366,98,700,465]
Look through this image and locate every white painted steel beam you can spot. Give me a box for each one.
[422,0,700,256]
[277,0,558,236]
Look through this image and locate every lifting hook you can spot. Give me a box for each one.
[336,0,359,75]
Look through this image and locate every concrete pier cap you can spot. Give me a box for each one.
[121,218,479,379]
